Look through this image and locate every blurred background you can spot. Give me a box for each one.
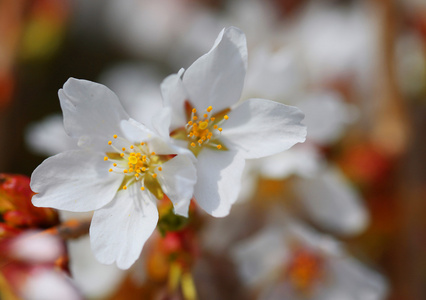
[0,0,425,299]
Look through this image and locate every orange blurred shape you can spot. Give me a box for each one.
[0,174,59,232]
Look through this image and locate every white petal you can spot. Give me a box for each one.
[182,27,247,113]
[194,149,245,217]
[328,257,388,300]
[90,186,158,269]
[297,91,357,146]
[222,98,307,159]
[22,269,81,300]
[157,154,197,217]
[231,227,288,286]
[59,78,129,151]
[67,236,125,299]
[31,150,123,212]
[258,144,321,180]
[160,70,190,131]
[294,165,369,236]
[25,114,78,156]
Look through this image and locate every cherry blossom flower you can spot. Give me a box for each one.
[31,78,197,269]
[231,216,388,300]
[160,27,307,217]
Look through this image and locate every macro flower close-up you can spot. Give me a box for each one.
[30,78,197,269]
[1,0,425,299]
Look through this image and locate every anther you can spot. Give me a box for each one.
[207,106,212,112]
[140,142,144,146]
[151,152,156,155]
[120,153,125,157]
[224,115,229,120]
[113,135,117,139]
[108,141,112,145]
[217,145,222,149]
[113,163,117,167]
[123,170,128,174]
[130,145,134,149]
[191,142,196,147]
[193,116,198,121]
[203,113,208,118]
[141,187,145,191]
[104,156,108,161]
[158,167,162,171]
[152,173,157,178]
[123,186,127,190]
[109,168,113,172]
[192,108,197,113]
[122,147,126,151]
[218,128,222,132]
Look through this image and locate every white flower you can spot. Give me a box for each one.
[231,216,388,300]
[159,27,307,217]
[31,78,197,269]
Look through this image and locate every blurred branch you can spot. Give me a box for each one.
[42,219,91,240]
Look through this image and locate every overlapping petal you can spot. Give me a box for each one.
[222,98,306,159]
[182,27,247,113]
[90,186,158,270]
[31,150,123,212]
[59,78,129,152]
[194,149,245,217]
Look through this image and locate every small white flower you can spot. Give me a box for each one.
[231,216,388,300]
[31,78,197,269]
[160,27,307,217]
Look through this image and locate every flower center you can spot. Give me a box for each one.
[104,135,170,199]
[170,103,229,156]
[286,248,325,293]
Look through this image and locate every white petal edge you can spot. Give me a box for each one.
[31,150,123,212]
[294,165,369,236]
[59,78,129,152]
[90,185,158,269]
[182,27,248,113]
[222,98,307,159]
[157,154,197,217]
[194,149,245,217]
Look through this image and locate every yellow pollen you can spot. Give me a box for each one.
[129,168,134,172]
[113,163,117,167]
[191,142,196,147]
[120,153,125,157]
[123,186,127,190]
[130,145,134,149]
[158,167,162,171]
[202,136,207,141]
[136,169,141,173]
[218,128,222,132]
[123,170,128,174]
[199,121,208,130]
[207,106,212,112]
[129,156,137,164]
[189,132,194,137]
[141,187,145,191]
[122,147,126,151]
[210,117,215,121]
[203,113,208,118]
[152,173,157,178]
[224,115,229,120]
[198,139,203,144]
[217,145,222,149]
[193,116,198,121]
[136,153,141,157]
[188,121,193,125]
[108,141,112,145]
[142,167,146,171]
[213,125,218,129]
[130,153,135,156]
[192,108,197,113]
[109,168,113,172]
[140,142,144,145]
[104,156,108,161]
[135,173,139,178]
[113,135,117,139]
[151,152,156,155]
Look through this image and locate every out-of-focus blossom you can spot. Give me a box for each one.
[0,231,81,300]
[162,27,306,217]
[31,78,197,269]
[231,217,388,300]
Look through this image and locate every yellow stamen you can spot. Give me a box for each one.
[130,145,134,149]
[104,156,108,161]
[152,173,157,178]
[122,147,126,151]
[113,135,117,139]
[207,106,212,112]
[120,153,125,157]
[123,170,128,174]
[141,187,145,191]
[203,113,208,118]
[109,168,113,172]
[192,108,197,113]
[224,115,229,120]
[108,141,112,145]
[217,145,222,149]
[158,167,162,171]
[123,186,127,190]
[191,142,196,147]
[113,163,117,167]
[151,152,156,155]
[140,142,144,146]
[218,128,222,132]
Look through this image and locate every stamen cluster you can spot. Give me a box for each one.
[185,106,228,150]
[104,135,163,191]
